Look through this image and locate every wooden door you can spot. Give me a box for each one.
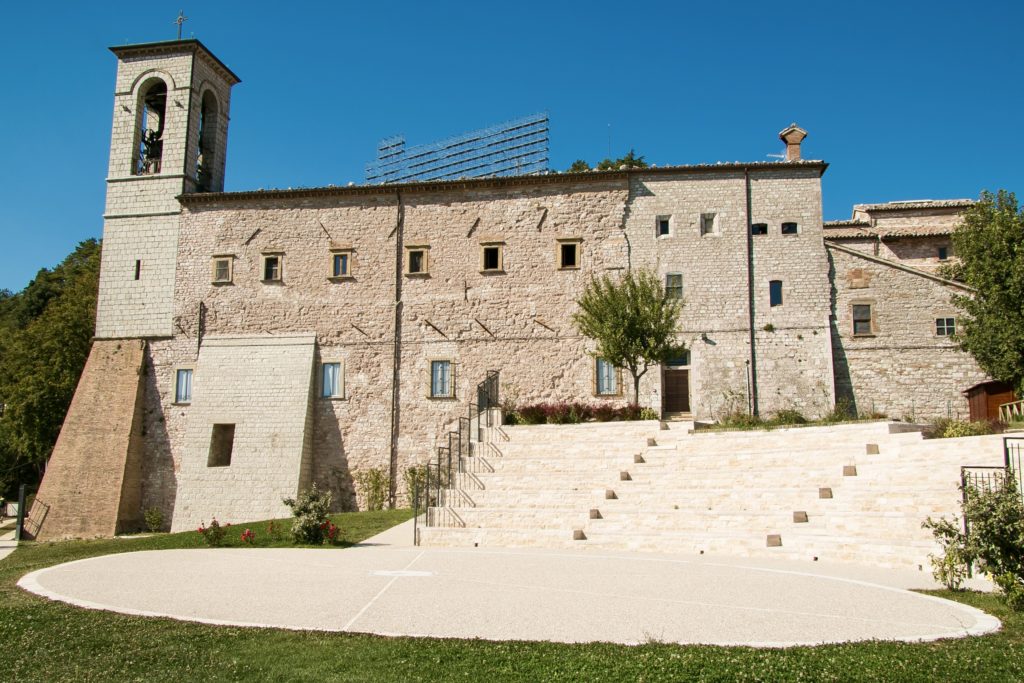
[663,368,690,413]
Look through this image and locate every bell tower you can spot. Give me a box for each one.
[96,40,240,339]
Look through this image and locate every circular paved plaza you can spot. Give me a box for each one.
[18,541,998,647]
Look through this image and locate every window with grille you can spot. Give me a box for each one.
[430,360,452,398]
[665,273,683,299]
[936,317,956,336]
[262,254,282,282]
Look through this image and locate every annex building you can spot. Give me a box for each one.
[31,39,988,540]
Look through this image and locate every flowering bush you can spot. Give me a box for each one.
[283,484,334,545]
[320,520,340,543]
[510,401,658,425]
[240,528,256,544]
[197,518,226,547]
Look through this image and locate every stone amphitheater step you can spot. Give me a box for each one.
[420,421,1008,569]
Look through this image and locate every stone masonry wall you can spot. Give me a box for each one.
[828,243,986,420]
[170,334,316,531]
[624,168,834,419]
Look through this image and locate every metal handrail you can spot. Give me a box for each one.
[415,370,499,543]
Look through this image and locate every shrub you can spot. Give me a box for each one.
[143,507,164,533]
[355,467,388,511]
[507,401,658,424]
[719,411,764,429]
[771,409,807,426]
[516,404,547,425]
[197,518,227,547]
[283,484,334,545]
[924,476,1024,609]
[403,465,428,507]
[924,419,1005,440]
[823,397,855,423]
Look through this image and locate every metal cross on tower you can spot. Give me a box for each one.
[174,10,188,40]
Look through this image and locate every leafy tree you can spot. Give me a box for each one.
[946,191,1024,394]
[565,150,648,173]
[0,239,100,496]
[573,268,683,405]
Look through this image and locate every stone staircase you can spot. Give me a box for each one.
[417,420,1007,569]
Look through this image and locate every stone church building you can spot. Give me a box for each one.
[31,39,987,539]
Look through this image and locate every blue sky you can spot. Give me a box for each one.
[1,1,1020,292]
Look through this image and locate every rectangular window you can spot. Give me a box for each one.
[665,273,683,299]
[134,260,141,281]
[656,216,671,237]
[480,243,503,272]
[558,240,580,269]
[211,257,232,284]
[781,222,799,235]
[667,351,690,367]
[751,223,768,235]
[700,213,717,236]
[332,252,350,278]
[175,368,193,404]
[430,360,452,398]
[769,280,783,307]
[406,246,429,275]
[321,362,342,398]
[595,358,618,396]
[852,304,873,336]
[938,246,949,261]
[262,254,282,281]
[207,424,235,467]
[936,317,956,336]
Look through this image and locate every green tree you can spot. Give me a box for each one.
[946,191,1024,394]
[573,269,683,405]
[565,150,648,173]
[0,239,100,496]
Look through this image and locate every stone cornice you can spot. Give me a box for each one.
[110,39,241,85]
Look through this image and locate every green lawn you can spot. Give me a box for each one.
[1,510,1022,682]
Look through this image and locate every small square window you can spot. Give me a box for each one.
[936,317,956,336]
[938,246,949,261]
[321,361,343,398]
[406,246,429,275]
[207,424,235,467]
[665,273,683,299]
[331,252,351,278]
[852,304,873,336]
[700,213,717,236]
[781,222,799,235]
[430,360,452,398]
[175,368,193,404]
[262,254,282,282]
[751,223,768,236]
[211,257,232,284]
[656,217,671,237]
[557,240,581,269]
[769,280,783,307]
[480,244,503,272]
[595,358,618,396]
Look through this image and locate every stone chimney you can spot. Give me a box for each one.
[778,124,808,161]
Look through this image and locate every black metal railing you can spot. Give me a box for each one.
[414,370,499,544]
[1005,436,1023,501]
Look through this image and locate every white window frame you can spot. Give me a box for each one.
[595,358,620,397]
[321,361,344,398]
[174,367,194,405]
[429,359,454,398]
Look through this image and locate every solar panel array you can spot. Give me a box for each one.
[365,113,549,184]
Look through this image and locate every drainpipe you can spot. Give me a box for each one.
[744,169,760,416]
[388,190,405,509]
